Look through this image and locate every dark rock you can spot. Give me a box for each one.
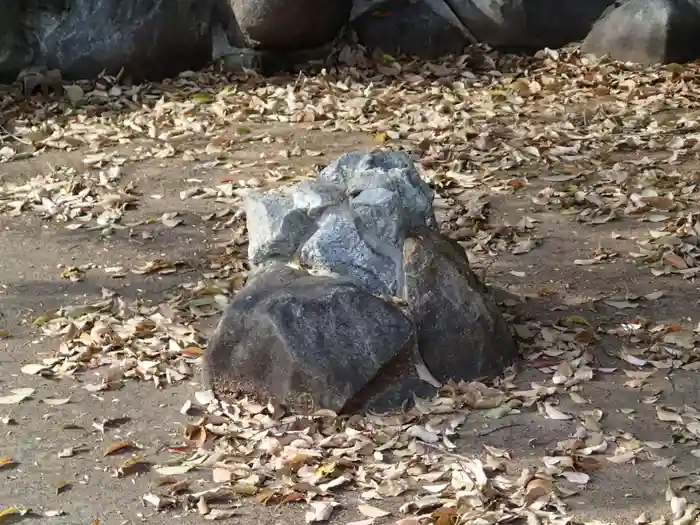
[445,0,616,50]
[202,263,431,414]
[581,0,700,65]
[403,228,517,384]
[351,0,474,59]
[226,0,352,51]
[318,150,437,230]
[24,0,215,81]
[300,208,401,296]
[0,1,33,82]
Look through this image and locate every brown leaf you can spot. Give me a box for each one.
[104,441,135,456]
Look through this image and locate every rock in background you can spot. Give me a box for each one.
[0,1,34,83]
[351,0,616,58]
[24,0,216,81]
[203,151,518,413]
[351,0,476,59]
[225,0,353,51]
[582,0,700,65]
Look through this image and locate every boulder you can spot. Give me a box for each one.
[354,0,616,54]
[351,0,475,59]
[581,0,700,65]
[24,0,216,81]
[403,228,517,384]
[225,0,352,51]
[202,263,431,413]
[204,150,517,413]
[0,1,33,83]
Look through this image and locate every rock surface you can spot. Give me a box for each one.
[0,1,33,82]
[351,0,616,56]
[226,0,352,51]
[403,228,518,384]
[204,150,517,413]
[582,0,700,65]
[0,0,216,82]
[352,0,475,59]
[447,0,617,50]
[202,263,425,413]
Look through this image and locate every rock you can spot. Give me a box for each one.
[403,228,517,384]
[202,263,431,414]
[581,0,700,65]
[318,150,437,230]
[24,0,215,81]
[300,208,401,296]
[216,150,517,413]
[351,0,475,59]
[244,188,317,265]
[225,0,352,51]
[444,0,616,50]
[351,188,405,251]
[0,1,33,83]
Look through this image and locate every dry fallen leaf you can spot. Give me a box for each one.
[0,388,35,405]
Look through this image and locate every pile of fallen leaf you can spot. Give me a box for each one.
[5,43,700,524]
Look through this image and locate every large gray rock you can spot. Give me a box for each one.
[0,1,33,82]
[224,0,352,51]
[582,0,700,65]
[404,228,517,384]
[351,0,616,55]
[351,0,475,59]
[202,263,431,414]
[446,0,617,49]
[206,150,517,413]
[23,0,215,80]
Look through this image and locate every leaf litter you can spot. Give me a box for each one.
[5,44,700,524]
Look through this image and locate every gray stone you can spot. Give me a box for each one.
[403,228,517,384]
[202,263,431,414]
[582,0,700,65]
[350,187,405,251]
[350,0,615,54]
[24,0,215,81]
[351,0,475,59]
[0,1,33,83]
[318,150,437,231]
[293,181,346,220]
[300,209,399,296]
[244,189,316,265]
[224,0,352,51]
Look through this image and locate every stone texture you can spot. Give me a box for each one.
[0,1,33,83]
[351,0,616,55]
[319,150,437,230]
[582,0,700,65]
[300,208,400,296]
[403,228,518,384]
[209,150,517,413]
[23,0,215,81]
[244,189,317,265]
[202,263,425,414]
[225,0,352,51]
[351,0,474,59]
[446,0,617,49]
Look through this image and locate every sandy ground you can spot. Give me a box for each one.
[2,90,700,524]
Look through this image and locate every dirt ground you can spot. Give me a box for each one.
[3,52,700,525]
